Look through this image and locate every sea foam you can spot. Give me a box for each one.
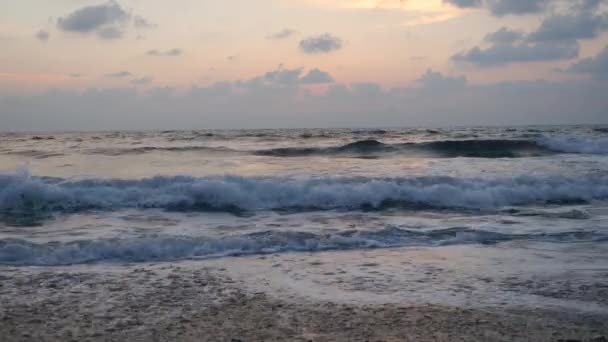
[1,227,605,266]
[538,136,608,154]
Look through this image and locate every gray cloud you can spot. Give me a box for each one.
[444,0,548,16]
[443,0,481,8]
[97,26,124,40]
[267,29,297,40]
[36,30,50,42]
[567,46,608,79]
[166,49,182,56]
[106,71,132,78]
[452,40,579,67]
[131,77,153,85]
[527,12,608,42]
[134,15,156,28]
[487,0,548,16]
[263,67,303,86]
[57,1,130,39]
[484,27,524,44]
[147,49,183,56]
[300,69,334,84]
[416,69,467,91]
[453,1,607,67]
[255,66,334,86]
[579,0,604,11]
[300,33,343,54]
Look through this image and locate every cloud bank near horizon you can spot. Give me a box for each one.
[2,67,606,131]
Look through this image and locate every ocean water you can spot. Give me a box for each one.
[1,126,608,309]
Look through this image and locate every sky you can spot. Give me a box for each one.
[1,0,608,130]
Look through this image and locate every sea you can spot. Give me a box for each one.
[1,126,608,311]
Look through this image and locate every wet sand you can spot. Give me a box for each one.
[1,258,607,342]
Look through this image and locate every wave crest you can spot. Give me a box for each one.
[1,173,607,220]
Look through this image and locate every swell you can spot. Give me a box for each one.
[256,137,608,158]
[6,137,607,158]
[87,145,237,156]
[1,172,608,221]
[1,227,605,266]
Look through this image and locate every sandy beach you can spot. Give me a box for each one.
[1,247,607,342]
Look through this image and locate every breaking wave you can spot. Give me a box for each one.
[1,227,605,266]
[1,172,608,220]
[537,136,608,155]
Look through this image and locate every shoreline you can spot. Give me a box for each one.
[1,258,607,342]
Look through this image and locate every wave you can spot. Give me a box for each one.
[256,137,608,158]
[1,227,605,266]
[1,172,608,220]
[4,150,65,159]
[255,140,393,157]
[256,139,550,158]
[88,146,237,156]
[418,139,547,158]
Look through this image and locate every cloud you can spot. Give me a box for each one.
[147,49,183,56]
[580,0,603,11]
[443,0,481,8]
[134,15,156,28]
[450,0,608,68]
[36,30,50,42]
[567,46,608,79]
[57,1,130,39]
[452,40,579,67]
[263,66,303,86]
[452,1,607,67]
[299,33,343,54]
[486,0,548,16]
[300,68,334,83]
[267,29,297,40]
[255,66,334,86]
[106,71,132,78]
[131,77,153,85]
[484,27,524,44]
[97,26,124,40]
[527,11,608,42]
[444,0,548,16]
[2,69,606,130]
[416,69,467,90]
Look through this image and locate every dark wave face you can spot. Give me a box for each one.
[255,140,392,157]
[256,139,552,158]
[417,139,550,158]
